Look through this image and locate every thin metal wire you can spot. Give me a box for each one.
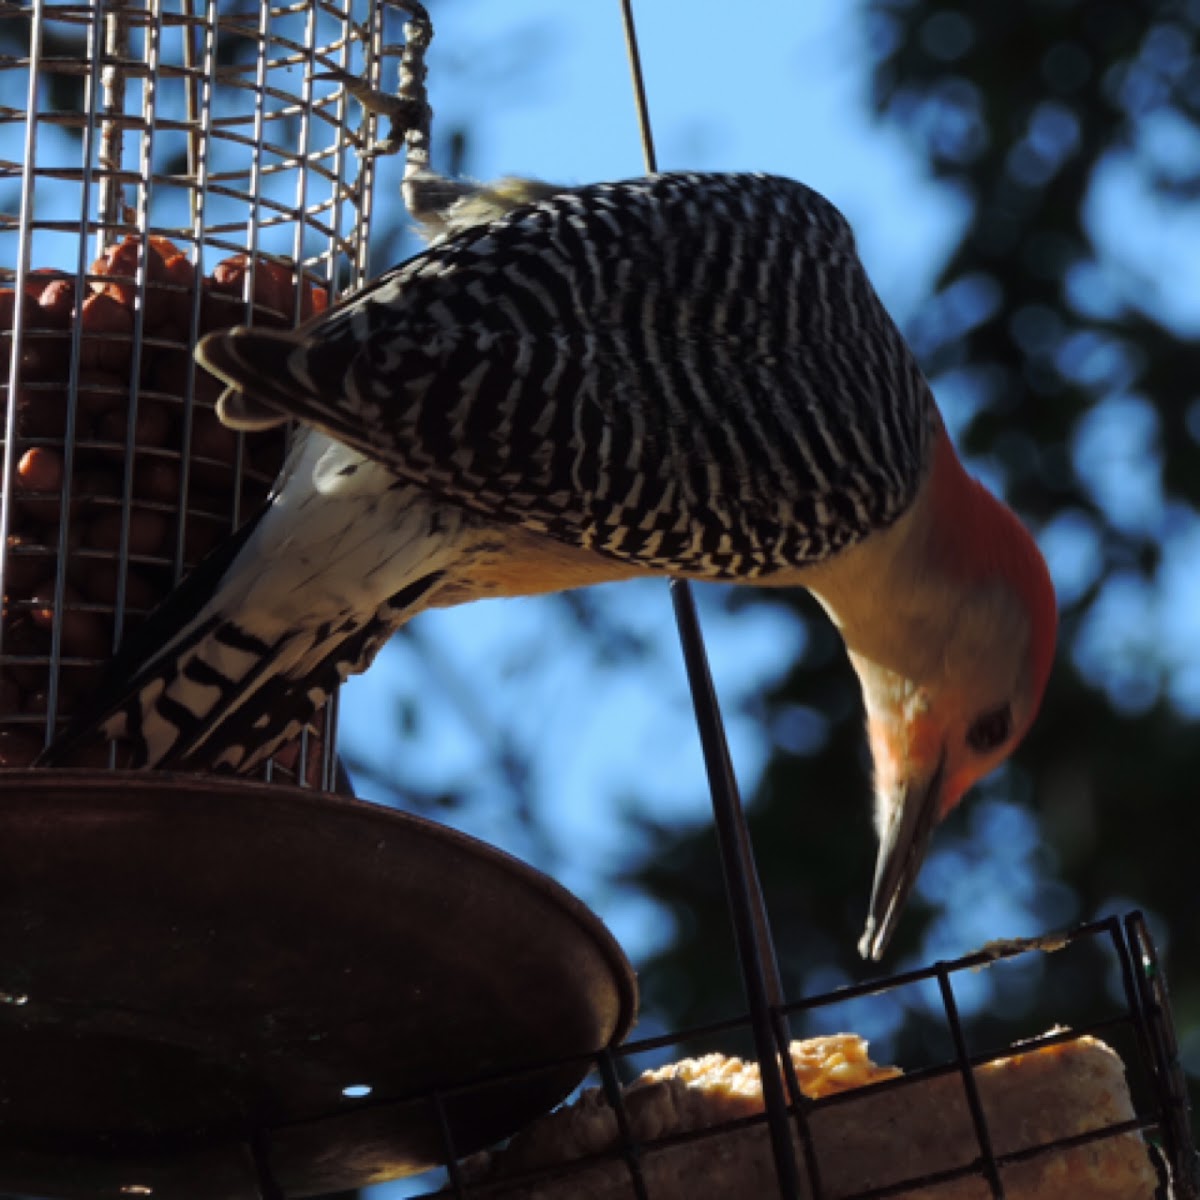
[598,1047,652,1200]
[616,3,815,1196]
[249,1128,285,1200]
[936,965,1005,1197]
[617,0,656,172]
[1126,913,1200,1198]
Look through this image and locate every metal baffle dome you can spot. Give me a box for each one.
[0,0,413,786]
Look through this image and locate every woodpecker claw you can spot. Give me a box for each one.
[314,69,424,124]
[315,0,434,162]
[858,754,945,961]
[314,70,423,157]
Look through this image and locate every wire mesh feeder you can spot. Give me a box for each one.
[0,0,410,785]
[0,6,640,1199]
[383,911,1193,1200]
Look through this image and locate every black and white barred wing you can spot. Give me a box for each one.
[200,172,933,582]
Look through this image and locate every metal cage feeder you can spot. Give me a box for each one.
[0,0,381,784]
[0,4,637,1196]
[405,912,1199,1200]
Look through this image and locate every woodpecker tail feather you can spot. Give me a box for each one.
[35,504,274,769]
[181,572,443,774]
[35,492,444,772]
[197,327,310,433]
[198,328,388,465]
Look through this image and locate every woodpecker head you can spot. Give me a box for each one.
[813,423,1057,961]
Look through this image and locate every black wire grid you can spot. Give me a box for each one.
[229,911,1194,1200]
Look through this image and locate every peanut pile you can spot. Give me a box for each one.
[0,235,329,775]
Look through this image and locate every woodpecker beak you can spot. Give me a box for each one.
[858,752,945,962]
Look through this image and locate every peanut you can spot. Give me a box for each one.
[23,268,71,302]
[90,237,142,309]
[79,292,133,373]
[36,278,76,328]
[16,446,64,493]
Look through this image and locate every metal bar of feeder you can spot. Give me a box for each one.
[936,965,1004,1197]
[109,0,161,673]
[598,1047,652,1200]
[292,0,322,787]
[432,1089,471,1199]
[356,0,382,283]
[42,1,108,744]
[0,0,48,664]
[1107,911,1190,1198]
[172,0,218,590]
[181,0,201,234]
[612,18,818,1180]
[249,1128,285,1200]
[614,8,817,1180]
[1125,913,1200,1198]
[669,578,817,1200]
[98,0,134,254]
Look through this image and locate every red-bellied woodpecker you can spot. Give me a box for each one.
[37,166,1057,959]
[36,0,1055,961]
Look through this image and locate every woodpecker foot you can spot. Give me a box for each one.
[319,0,433,160]
[393,0,433,39]
[319,4,558,237]
[314,68,426,158]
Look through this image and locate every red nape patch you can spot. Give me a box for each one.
[927,424,1058,709]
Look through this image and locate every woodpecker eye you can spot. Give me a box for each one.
[966,705,1012,754]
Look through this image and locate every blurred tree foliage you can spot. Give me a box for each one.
[623,0,1200,1127]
